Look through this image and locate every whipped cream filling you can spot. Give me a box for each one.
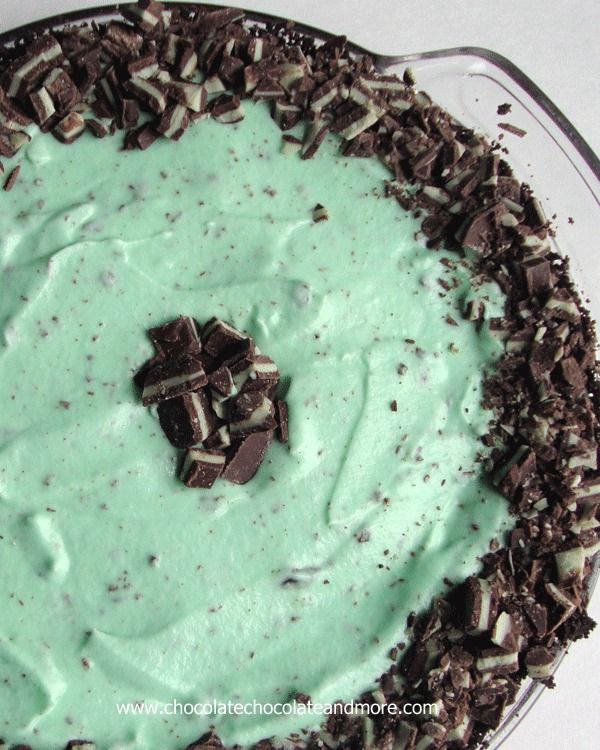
[0,102,512,749]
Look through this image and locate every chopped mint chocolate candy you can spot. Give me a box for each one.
[525,646,555,679]
[207,366,235,397]
[464,577,498,634]
[180,448,226,488]
[53,112,85,143]
[141,353,207,405]
[122,0,164,33]
[223,431,272,484]
[202,318,248,359]
[476,647,519,676]
[312,203,329,222]
[229,393,276,435]
[157,391,217,448]
[149,316,201,358]
[29,86,56,124]
[136,315,287,488]
[157,104,191,141]
[275,400,289,444]
[7,35,64,97]
[3,165,20,192]
[204,425,231,450]
[239,354,280,392]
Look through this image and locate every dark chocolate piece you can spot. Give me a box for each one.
[229,392,276,435]
[53,112,86,143]
[142,353,207,405]
[203,425,231,450]
[122,0,165,33]
[180,448,225,488]
[222,431,272,484]
[157,390,217,448]
[3,165,20,191]
[201,318,248,359]
[207,366,235,397]
[275,400,289,443]
[312,203,328,222]
[7,35,64,97]
[149,316,201,358]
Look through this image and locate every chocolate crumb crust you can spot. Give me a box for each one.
[1,3,599,749]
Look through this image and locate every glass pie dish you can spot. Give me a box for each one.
[1,5,598,749]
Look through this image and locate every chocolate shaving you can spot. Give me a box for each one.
[3,164,20,191]
[498,122,527,138]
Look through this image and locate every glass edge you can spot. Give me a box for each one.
[374,46,599,184]
[1,3,599,748]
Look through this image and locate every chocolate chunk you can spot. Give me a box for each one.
[7,35,64,97]
[211,94,245,124]
[44,69,81,114]
[102,22,143,56]
[127,55,159,80]
[523,258,553,296]
[203,425,231,450]
[142,353,207,405]
[157,390,217,448]
[117,98,140,130]
[133,353,163,389]
[464,577,497,633]
[458,203,503,257]
[185,731,223,750]
[122,0,164,33]
[202,318,248,359]
[125,124,158,150]
[53,112,86,144]
[491,611,519,651]
[301,117,329,159]
[237,354,279,392]
[525,646,554,679]
[275,400,289,443]
[3,165,20,192]
[157,104,191,140]
[180,448,226,488]
[274,101,302,131]
[29,87,56,124]
[85,119,110,139]
[223,431,272,484]
[169,82,207,113]
[207,366,235,397]
[312,203,329,222]
[149,316,201,358]
[124,77,167,114]
[497,102,512,115]
[476,648,519,675]
[229,393,276,435]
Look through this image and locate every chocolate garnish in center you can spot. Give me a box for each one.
[135,315,288,488]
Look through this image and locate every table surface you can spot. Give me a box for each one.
[3,2,600,749]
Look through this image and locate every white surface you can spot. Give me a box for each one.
[2,2,599,749]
